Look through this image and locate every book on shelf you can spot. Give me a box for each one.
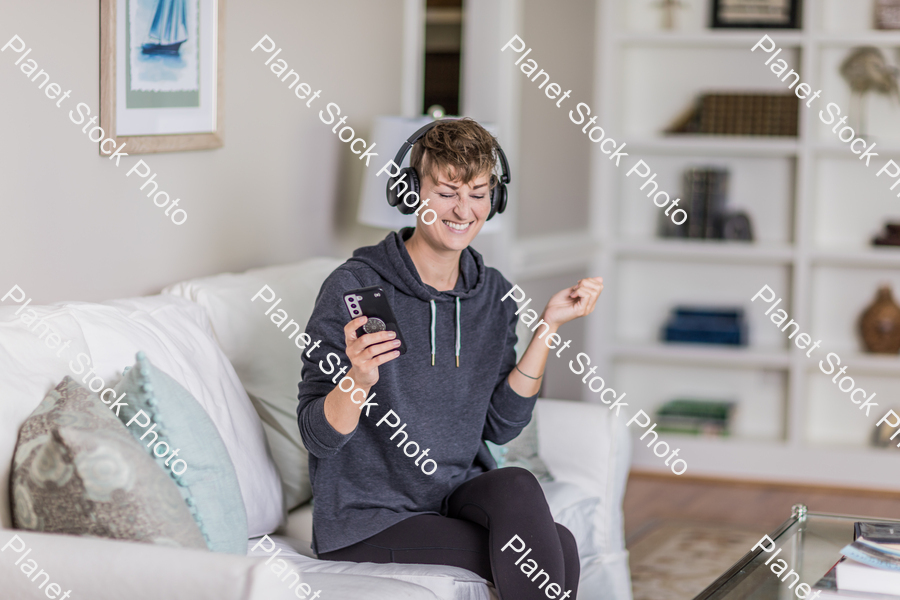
[655,399,735,437]
[666,93,799,137]
[659,167,741,241]
[705,168,728,239]
[687,168,708,239]
[661,306,748,346]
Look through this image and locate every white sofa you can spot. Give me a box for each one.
[0,258,632,600]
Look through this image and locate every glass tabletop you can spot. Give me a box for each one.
[695,505,900,599]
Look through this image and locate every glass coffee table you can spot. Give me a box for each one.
[695,505,900,599]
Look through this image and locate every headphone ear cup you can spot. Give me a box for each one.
[387,167,421,213]
[495,184,508,216]
[396,167,420,215]
[386,170,403,207]
[487,175,507,221]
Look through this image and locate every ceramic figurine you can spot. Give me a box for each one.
[859,286,900,353]
[655,0,686,30]
[873,222,900,246]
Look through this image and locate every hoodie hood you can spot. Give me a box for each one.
[345,227,487,367]
[346,227,486,303]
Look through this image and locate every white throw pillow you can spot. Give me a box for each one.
[0,296,284,536]
[164,258,344,511]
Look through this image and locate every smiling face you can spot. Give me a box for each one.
[416,167,493,252]
[405,118,499,254]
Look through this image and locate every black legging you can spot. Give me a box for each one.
[318,467,579,600]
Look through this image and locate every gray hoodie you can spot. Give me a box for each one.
[297,227,538,555]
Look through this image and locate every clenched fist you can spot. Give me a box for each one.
[540,277,603,328]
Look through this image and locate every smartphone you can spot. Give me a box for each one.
[342,286,408,356]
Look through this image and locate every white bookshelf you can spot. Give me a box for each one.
[582,0,900,491]
[418,0,900,487]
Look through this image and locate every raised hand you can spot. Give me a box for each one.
[540,277,603,328]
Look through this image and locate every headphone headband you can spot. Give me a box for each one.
[392,121,440,168]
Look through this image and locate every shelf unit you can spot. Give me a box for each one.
[585,0,900,490]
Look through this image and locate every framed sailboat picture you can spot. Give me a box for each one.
[100,0,224,153]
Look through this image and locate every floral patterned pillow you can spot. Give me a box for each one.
[11,376,207,548]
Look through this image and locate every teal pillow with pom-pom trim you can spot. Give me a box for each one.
[485,417,554,482]
[113,352,248,554]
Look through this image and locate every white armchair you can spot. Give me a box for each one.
[168,258,634,600]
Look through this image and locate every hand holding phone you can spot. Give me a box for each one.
[341,287,406,389]
[343,287,407,355]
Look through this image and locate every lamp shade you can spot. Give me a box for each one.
[356,115,503,233]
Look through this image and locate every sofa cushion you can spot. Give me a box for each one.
[0,296,284,536]
[113,352,248,554]
[11,377,207,549]
[164,258,344,511]
[6,529,445,600]
[249,535,494,600]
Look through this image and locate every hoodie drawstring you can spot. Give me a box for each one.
[430,300,436,367]
[455,297,461,368]
[429,298,462,367]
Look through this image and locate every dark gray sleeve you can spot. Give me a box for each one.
[297,268,362,458]
[482,290,538,445]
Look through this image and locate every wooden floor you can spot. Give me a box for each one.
[623,471,900,545]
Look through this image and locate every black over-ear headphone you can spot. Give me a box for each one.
[385,119,511,221]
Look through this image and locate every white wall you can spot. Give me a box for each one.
[0,0,404,303]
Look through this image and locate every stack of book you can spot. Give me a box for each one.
[660,168,730,239]
[662,306,748,346]
[814,522,900,598]
[655,399,735,437]
[666,93,799,136]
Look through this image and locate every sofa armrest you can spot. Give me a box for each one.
[535,399,632,551]
[0,530,290,600]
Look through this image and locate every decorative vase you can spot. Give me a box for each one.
[859,286,900,353]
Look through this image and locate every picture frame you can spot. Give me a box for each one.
[875,0,900,30]
[100,0,224,154]
[710,0,801,29]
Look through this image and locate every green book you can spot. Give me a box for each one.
[655,399,736,436]
[657,399,735,421]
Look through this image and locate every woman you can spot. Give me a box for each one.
[297,118,603,600]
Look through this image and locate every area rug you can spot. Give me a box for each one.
[628,521,764,600]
